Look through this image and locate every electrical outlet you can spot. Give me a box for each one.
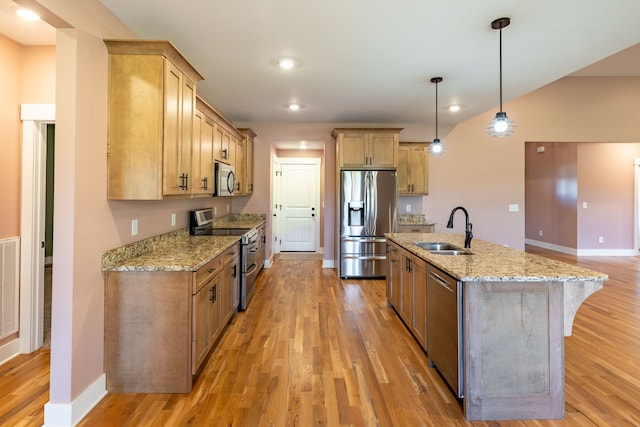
[406,204,411,213]
[508,204,519,212]
[131,219,138,236]
[213,206,217,215]
[598,236,604,243]
[171,213,176,226]
[227,204,230,213]
[538,230,543,237]
[583,202,588,209]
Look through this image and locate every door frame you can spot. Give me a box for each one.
[635,158,640,252]
[273,156,321,254]
[20,104,55,353]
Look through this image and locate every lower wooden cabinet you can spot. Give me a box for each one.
[386,241,427,349]
[105,242,240,393]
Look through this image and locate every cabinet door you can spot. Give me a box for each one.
[246,135,254,193]
[369,133,396,167]
[397,146,410,193]
[193,281,210,373]
[199,117,214,194]
[412,256,427,349]
[408,146,428,194]
[181,76,195,191]
[191,109,204,195]
[213,124,225,162]
[387,243,401,309]
[340,133,368,167]
[222,259,239,323]
[235,136,245,194]
[163,60,183,195]
[400,250,413,324]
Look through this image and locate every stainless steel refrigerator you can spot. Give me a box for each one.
[340,170,397,278]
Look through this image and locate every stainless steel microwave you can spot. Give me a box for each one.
[215,162,235,196]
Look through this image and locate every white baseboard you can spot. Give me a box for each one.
[0,337,20,365]
[264,254,274,268]
[525,239,638,256]
[577,248,638,256]
[43,374,107,426]
[322,259,335,269]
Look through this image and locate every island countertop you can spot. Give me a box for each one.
[386,232,608,283]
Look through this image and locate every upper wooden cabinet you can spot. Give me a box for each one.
[105,40,204,200]
[237,128,257,195]
[398,142,429,195]
[333,128,402,169]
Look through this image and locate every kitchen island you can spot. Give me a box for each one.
[385,232,607,421]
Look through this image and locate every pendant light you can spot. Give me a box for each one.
[429,77,444,156]
[487,17,516,137]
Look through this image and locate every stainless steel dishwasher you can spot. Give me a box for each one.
[427,265,463,398]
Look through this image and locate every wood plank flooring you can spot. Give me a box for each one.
[2,247,640,426]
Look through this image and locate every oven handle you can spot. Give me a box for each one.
[246,262,258,275]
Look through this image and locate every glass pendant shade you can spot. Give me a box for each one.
[487,111,516,137]
[429,138,444,155]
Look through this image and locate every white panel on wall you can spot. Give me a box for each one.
[0,237,20,340]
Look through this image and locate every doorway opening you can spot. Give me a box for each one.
[20,104,55,354]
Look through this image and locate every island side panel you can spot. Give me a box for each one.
[105,270,192,393]
[463,281,564,420]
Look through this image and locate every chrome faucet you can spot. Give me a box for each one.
[447,206,473,248]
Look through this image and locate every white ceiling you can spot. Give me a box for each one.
[3,0,640,143]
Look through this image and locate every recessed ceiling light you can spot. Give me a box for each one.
[448,105,461,112]
[300,141,308,149]
[16,8,40,21]
[288,103,300,111]
[278,58,296,69]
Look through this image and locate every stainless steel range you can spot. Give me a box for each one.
[189,208,260,310]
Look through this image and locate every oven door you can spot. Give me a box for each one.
[240,236,259,310]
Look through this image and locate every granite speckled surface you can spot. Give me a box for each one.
[102,214,266,272]
[398,214,435,226]
[386,232,608,283]
[212,214,266,229]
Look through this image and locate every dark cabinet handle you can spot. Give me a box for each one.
[179,173,189,190]
[210,285,217,303]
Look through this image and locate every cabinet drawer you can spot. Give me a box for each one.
[194,256,222,294]
[222,243,240,265]
[398,224,434,233]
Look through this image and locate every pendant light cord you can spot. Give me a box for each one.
[435,81,439,139]
[499,27,503,113]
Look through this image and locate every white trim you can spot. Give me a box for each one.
[20,104,54,354]
[43,374,107,427]
[0,337,20,365]
[635,158,640,251]
[576,248,638,256]
[525,239,577,255]
[322,259,335,269]
[526,239,638,256]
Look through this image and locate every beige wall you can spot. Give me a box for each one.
[0,35,21,239]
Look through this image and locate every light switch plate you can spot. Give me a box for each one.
[131,219,138,236]
[508,204,519,212]
[171,213,176,226]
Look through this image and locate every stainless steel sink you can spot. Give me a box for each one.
[430,249,473,256]
[414,241,460,251]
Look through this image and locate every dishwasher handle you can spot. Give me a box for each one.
[429,271,455,292]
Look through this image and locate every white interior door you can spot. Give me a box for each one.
[279,160,320,252]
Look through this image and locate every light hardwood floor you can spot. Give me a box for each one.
[1,247,640,426]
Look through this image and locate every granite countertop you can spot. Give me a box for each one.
[212,214,266,229]
[398,214,435,226]
[102,214,266,272]
[386,232,608,283]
